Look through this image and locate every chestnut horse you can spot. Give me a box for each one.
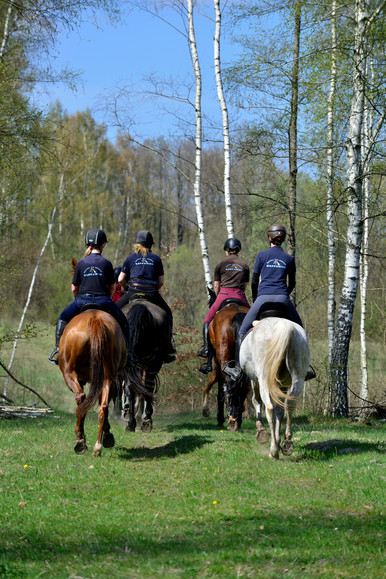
[59,309,129,456]
[202,301,250,430]
[240,317,310,459]
[120,299,169,433]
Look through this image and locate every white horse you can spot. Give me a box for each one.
[240,317,310,459]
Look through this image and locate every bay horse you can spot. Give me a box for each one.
[59,309,128,456]
[240,317,310,459]
[120,298,169,433]
[202,301,251,430]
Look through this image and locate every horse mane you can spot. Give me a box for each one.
[255,319,295,408]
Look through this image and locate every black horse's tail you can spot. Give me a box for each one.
[78,315,114,417]
[124,303,158,397]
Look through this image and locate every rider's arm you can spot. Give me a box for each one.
[251,273,259,302]
[109,283,116,298]
[287,260,296,294]
[72,284,80,298]
[214,280,220,295]
[157,275,164,290]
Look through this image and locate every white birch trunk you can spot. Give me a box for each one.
[329,0,368,417]
[326,0,337,367]
[214,0,233,238]
[187,0,213,295]
[0,2,13,60]
[3,174,65,396]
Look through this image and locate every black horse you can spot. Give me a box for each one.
[119,298,170,433]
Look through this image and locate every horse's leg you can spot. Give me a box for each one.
[202,369,217,418]
[93,381,111,457]
[125,386,137,432]
[251,381,269,444]
[217,378,226,427]
[64,371,88,454]
[269,405,284,459]
[282,398,296,456]
[111,378,123,419]
[102,395,115,449]
[141,373,154,433]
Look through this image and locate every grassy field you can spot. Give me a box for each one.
[0,408,384,579]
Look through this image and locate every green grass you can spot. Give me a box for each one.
[0,410,384,578]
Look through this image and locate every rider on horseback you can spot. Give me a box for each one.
[197,237,250,374]
[116,230,177,364]
[223,224,316,381]
[48,228,131,365]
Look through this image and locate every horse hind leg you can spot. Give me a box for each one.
[251,381,269,444]
[102,405,115,449]
[281,398,296,456]
[202,371,216,418]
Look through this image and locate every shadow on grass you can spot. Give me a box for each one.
[297,438,385,461]
[116,434,213,461]
[1,509,384,577]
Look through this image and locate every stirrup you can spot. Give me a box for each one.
[197,345,208,358]
[164,353,177,364]
[222,361,241,380]
[48,348,59,366]
[199,361,212,374]
[305,366,316,381]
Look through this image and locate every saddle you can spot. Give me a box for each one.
[257,302,290,320]
[218,298,247,311]
[129,292,150,303]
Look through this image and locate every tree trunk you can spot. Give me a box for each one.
[328,0,368,417]
[188,0,213,296]
[214,0,233,238]
[3,174,65,396]
[287,0,301,299]
[326,0,337,367]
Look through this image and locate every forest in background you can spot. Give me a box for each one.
[0,0,384,416]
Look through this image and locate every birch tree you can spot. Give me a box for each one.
[214,0,234,238]
[326,0,338,363]
[328,0,385,417]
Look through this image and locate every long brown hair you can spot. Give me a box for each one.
[134,244,149,256]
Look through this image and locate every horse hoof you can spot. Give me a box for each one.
[92,445,102,457]
[74,439,88,455]
[102,432,115,448]
[125,424,136,432]
[269,452,280,460]
[227,418,239,432]
[256,428,269,444]
[202,407,210,418]
[141,419,152,433]
[281,439,294,456]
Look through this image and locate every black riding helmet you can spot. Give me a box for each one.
[267,224,286,243]
[135,230,154,248]
[223,237,242,251]
[85,228,108,246]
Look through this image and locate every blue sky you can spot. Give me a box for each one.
[35,4,248,142]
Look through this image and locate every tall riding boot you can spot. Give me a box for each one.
[48,319,68,365]
[164,329,177,364]
[197,323,209,358]
[223,332,243,380]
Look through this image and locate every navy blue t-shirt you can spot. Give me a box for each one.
[253,246,295,296]
[122,251,164,286]
[72,253,115,295]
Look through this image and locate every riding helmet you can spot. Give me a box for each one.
[135,230,154,248]
[223,237,242,251]
[267,224,286,242]
[85,228,108,246]
[113,266,122,281]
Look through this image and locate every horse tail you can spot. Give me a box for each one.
[259,319,295,408]
[125,304,157,398]
[79,315,113,415]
